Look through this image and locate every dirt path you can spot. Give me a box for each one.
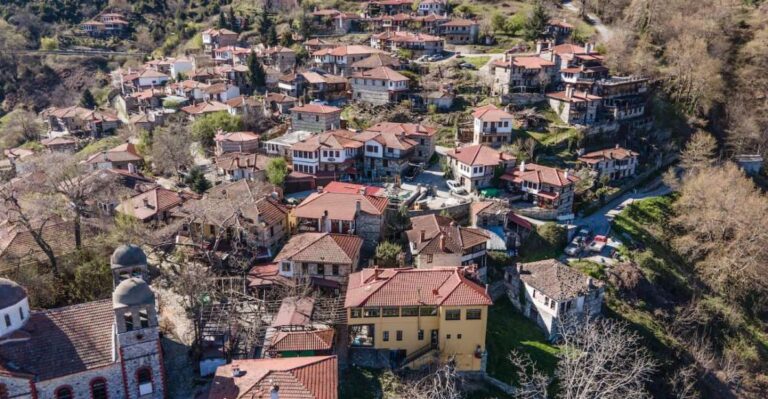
[562,1,614,42]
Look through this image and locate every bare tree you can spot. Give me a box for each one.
[679,130,718,176]
[151,123,194,178]
[0,108,43,147]
[393,364,463,399]
[508,350,549,398]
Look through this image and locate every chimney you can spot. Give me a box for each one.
[585,42,594,54]
[232,365,244,377]
[516,263,523,274]
[127,163,137,174]
[270,385,280,399]
[564,170,569,180]
[143,197,150,208]
[519,160,526,172]
[586,277,593,288]
[535,40,543,54]
[499,152,503,160]
[615,143,620,149]
[317,185,324,193]
[439,234,446,251]
[565,84,574,99]
[355,200,361,214]
[420,229,426,242]
[374,267,382,279]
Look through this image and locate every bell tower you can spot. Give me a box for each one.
[110,244,148,287]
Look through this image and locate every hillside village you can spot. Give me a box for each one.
[1,1,768,399]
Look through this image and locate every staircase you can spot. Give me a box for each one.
[399,342,438,369]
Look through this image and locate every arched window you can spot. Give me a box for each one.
[90,378,108,399]
[137,367,154,395]
[55,386,73,399]
[0,383,8,399]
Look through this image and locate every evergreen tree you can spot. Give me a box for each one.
[186,166,212,194]
[523,1,549,42]
[228,7,238,32]
[266,25,278,46]
[258,10,271,36]
[247,52,266,92]
[218,10,227,29]
[80,88,96,109]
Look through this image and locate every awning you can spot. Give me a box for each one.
[310,277,341,289]
[507,212,533,230]
[536,191,559,200]
[500,173,519,183]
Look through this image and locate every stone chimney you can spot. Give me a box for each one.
[439,234,446,251]
[519,160,526,172]
[317,185,324,193]
[516,263,523,274]
[232,365,244,377]
[420,229,426,242]
[355,199,361,214]
[564,170,569,180]
[143,197,150,208]
[585,42,594,54]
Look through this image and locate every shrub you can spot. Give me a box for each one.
[537,222,567,249]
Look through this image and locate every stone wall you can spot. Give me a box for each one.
[35,364,125,399]
[357,213,383,254]
[2,375,34,398]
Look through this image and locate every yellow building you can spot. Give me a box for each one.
[344,267,492,371]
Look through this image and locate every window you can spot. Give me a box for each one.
[363,308,380,317]
[350,308,362,318]
[302,263,308,274]
[396,330,403,341]
[466,309,482,320]
[401,307,418,317]
[383,331,389,341]
[18,307,24,320]
[382,307,399,317]
[3,314,9,327]
[90,378,108,399]
[124,312,134,331]
[446,334,451,339]
[297,113,303,120]
[445,309,461,320]
[139,309,150,328]
[418,329,424,340]
[332,265,340,275]
[317,264,325,275]
[55,387,73,399]
[419,306,437,316]
[138,367,154,395]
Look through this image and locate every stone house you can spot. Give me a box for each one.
[115,187,185,223]
[500,161,579,219]
[578,145,639,180]
[438,19,479,44]
[418,0,447,15]
[504,259,604,341]
[445,145,516,193]
[172,181,288,259]
[350,67,410,106]
[355,128,417,179]
[263,92,297,115]
[490,55,556,95]
[273,232,363,289]
[213,152,271,182]
[370,31,444,56]
[290,104,343,133]
[547,85,602,126]
[292,187,388,252]
[40,136,78,153]
[0,246,165,399]
[259,45,297,72]
[471,104,516,147]
[84,142,143,172]
[312,45,385,76]
[365,122,437,163]
[290,129,364,179]
[80,12,129,36]
[406,214,491,276]
[41,106,121,138]
[201,28,238,51]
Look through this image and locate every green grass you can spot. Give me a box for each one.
[486,297,560,384]
[568,260,606,280]
[75,136,125,160]
[463,56,491,69]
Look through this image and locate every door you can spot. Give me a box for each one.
[430,329,439,348]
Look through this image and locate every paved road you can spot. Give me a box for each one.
[562,1,614,41]
[573,178,672,235]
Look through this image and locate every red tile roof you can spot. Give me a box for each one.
[313,45,383,57]
[272,297,315,328]
[406,214,490,255]
[345,267,492,308]
[269,329,335,352]
[493,56,555,69]
[208,356,338,399]
[446,144,515,167]
[290,104,342,114]
[182,101,229,115]
[546,90,601,103]
[373,31,443,43]
[472,104,513,122]
[291,130,363,152]
[441,18,478,27]
[364,122,437,137]
[0,299,115,380]
[274,233,362,265]
[323,181,385,196]
[115,187,183,221]
[215,131,260,143]
[578,146,638,164]
[501,162,578,187]
[84,142,143,164]
[350,66,409,81]
[294,192,388,220]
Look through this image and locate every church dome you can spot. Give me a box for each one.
[113,278,155,308]
[0,278,27,309]
[110,244,147,269]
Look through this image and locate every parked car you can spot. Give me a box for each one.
[588,235,608,252]
[459,62,476,70]
[416,55,429,63]
[565,243,581,256]
[446,180,469,197]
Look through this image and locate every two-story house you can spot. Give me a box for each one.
[504,259,605,341]
[274,232,363,289]
[293,187,388,252]
[578,145,639,180]
[312,45,385,76]
[355,129,417,179]
[213,152,271,182]
[418,0,447,15]
[290,130,364,179]
[84,142,143,172]
[80,12,129,36]
[491,55,556,95]
[350,53,402,73]
[446,145,516,192]
[406,214,491,275]
[345,267,492,371]
[258,45,297,73]
[472,104,516,147]
[42,106,121,138]
[115,187,185,223]
[350,67,410,106]
[438,19,479,44]
[370,31,444,56]
[290,104,343,132]
[367,0,415,16]
[172,181,288,258]
[261,297,336,358]
[201,28,238,51]
[547,85,602,126]
[500,161,579,218]
[364,122,437,163]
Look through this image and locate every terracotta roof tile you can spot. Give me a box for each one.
[509,259,604,300]
[275,233,362,265]
[406,214,489,255]
[578,146,638,164]
[345,267,492,308]
[209,356,338,399]
[270,329,335,352]
[501,162,578,187]
[446,144,515,167]
[350,66,409,81]
[0,300,115,380]
[290,104,342,114]
[294,192,387,220]
[472,104,514,122]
